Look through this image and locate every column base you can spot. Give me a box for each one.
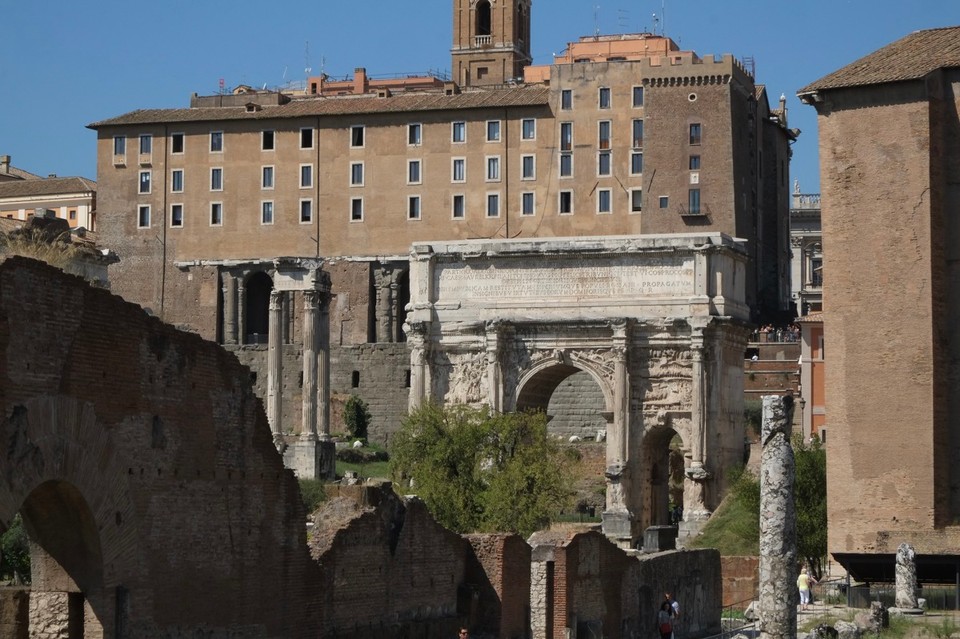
[602,510,641,549]
[283,438,336,480]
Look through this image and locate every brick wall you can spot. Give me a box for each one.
[465,534,532,639]
[331,343,410,443]
[719,556,759,608]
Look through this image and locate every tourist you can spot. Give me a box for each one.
[665,592,680,619]
[458,628,469,639]
[797,567,817,611]
[657,601,674,639]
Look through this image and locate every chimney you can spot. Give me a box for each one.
[353,67,368,94]
[0,155,10,174]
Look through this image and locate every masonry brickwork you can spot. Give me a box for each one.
[719,556,760,608]
[465,533,532,639]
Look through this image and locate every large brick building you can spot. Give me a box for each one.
[799,26,960,582]
[88,0,793,447]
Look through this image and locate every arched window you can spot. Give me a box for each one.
[476,0,492,36]
[245,271,273,344]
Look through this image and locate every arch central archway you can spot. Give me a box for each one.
[516,363,611,443]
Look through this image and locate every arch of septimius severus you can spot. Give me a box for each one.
[405,233,751,546]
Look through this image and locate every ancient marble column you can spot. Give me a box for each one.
[407,321,428,410]
[316,288,331,439]
[375,267,393,343]
[759,394,797,639]
[485,321,502,412]
[267,290,284,447]
[683,340,713,523]
[301,290,319,441]
[602,320,634,546]
[237,279,247,345]
[895,543,920,610]
[222,273,238,345]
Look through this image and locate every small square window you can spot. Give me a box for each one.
[138,170,151,194]
[631,152,643,175]
[261,201,274,225]
[210,131,223,153]
[632,86,644,107]
[351,125,365,148]
[210,168,223,191]
[559,191,573,215]
[408,195,421,220]
[408,123,422,146]
[262,130,275,151]
[408,160,422,185]
[170,133,184,154]
[486,156,500,182]
[351,198,364,221]
[599,87,611,109]
[521,155,535,180]
[301,128,314,149]
[170,204,184,227]
[522,119,536,140]
[300,199,313,223]
[560,153,573,178]
[350,162,364,186]
[522,192,535,216]
[689,155,701,170]
[137,205,150,228]
[631,189,643,213]
[452,121,466,143]
[452,194,465,219]
[486,120,501,142]
[486,193,500,217]
[261,166,274,189]
[171,169,184,193]
[598,189,612,214]
[139,134,152,155]
[689,123,702,145]
[300,164,313,188]
[452,158,466,183]
[659,196,669,209]
[210,202,223,226]
[68,210,76,220]
[561,89,573,110]
[598,152,611,176]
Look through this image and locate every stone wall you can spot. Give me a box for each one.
[331,343,411,443]
[0,588,28,639]
[546,370,607,440]
[720,556,759,608]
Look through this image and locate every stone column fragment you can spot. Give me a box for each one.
[222,272,238,345]
[759,394,797,639]
[894,542,921,611]
[317,288,331,439]
[267,289,284,448]
[301,290,319,440]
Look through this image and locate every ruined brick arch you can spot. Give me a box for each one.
[514,356,614,415]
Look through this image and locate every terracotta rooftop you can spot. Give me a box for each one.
[0,164,42,181]
[799,26,960,94]
[796,312,824,323]
[89,85,551,128]
[0,177,96,199]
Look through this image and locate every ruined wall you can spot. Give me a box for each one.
[331,343,411,442]
[720,556,759,608]
[465,534,532,639]
[0,588,28,639]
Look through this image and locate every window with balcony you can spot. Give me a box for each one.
[688,189,701,214]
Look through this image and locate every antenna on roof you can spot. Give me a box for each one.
[594,4,601,36]
[661,0,667,36]
[617,8,629,32]
[304,41,313,78]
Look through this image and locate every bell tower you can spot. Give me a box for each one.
[451,0,532,87]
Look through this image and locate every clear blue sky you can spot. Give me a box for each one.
[2,0,958,193]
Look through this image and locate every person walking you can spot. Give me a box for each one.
[657,601,674,639]
[797,567,817,611]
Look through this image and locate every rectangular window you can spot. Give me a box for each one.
[408,195,421,220]
[521,155,535,180]
[452,121,466,143]
[351,125,365,148]
[598,189,612,214]
[137,205,150,228]
[522,191,535,216]
[300,164,313,188]
[599,87,611,109]
[210,167,223,191]
[350,197,364,221]
[598,151,611,176]
[170,204,184,227]
[631,152,643,175]
[630,189,643,213]
[408,123,422,146]
[138,170,151,194]
[689,123,702,145]
[262,130,275,151]
[632,119,644,148]
[486,156,500,182]
[599,121,611,149]
[300,199,313,223]
[170,132,184,154]
[559,191,573,215]
[301,127,314,149]
[408,159,422,185]
[486,193,500,217]
[210,131,223,153]
[452,158,466,183]
[210,202,223,226]
[261,166,274,189]
[452,194,465,219]
[689,155,701,170]
[560,122,573,151]
[261,201,274,225]
[486,120,501,142]
[561,89,573,110]
[171,169,184,193]
[522,118,536,140]
[350,162,364,186]
[560,153,573,177]
[633,86,644,107]
[659,195,669,209]
[113,136,126,156]
[139,134,152,155]
[688,188,701,214]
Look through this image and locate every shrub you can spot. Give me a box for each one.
[343,395,371,441]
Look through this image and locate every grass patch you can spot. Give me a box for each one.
[298,478,328,513]
[336,459,392,479]
[686,470,759,555]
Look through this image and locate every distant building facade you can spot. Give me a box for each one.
[0,155,97,230]
[789,185,821,315]
[88,0,793,453]
[800,26,960,581]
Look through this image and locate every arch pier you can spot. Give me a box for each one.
[406,234,752,547]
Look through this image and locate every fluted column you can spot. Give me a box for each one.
[301,290,319,441]
[316,288,331,439]
[485,321,502,412]
[407,321,429,410]
[222,272,238,345]
[684,337,712,521]
[267,289,284,447]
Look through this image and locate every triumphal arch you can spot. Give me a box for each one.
[405,234,751,546]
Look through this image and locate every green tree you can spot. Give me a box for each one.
[390,403,577,537]
[343,395,371,441]
[794,435,827,580]
[0,515,30,585]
